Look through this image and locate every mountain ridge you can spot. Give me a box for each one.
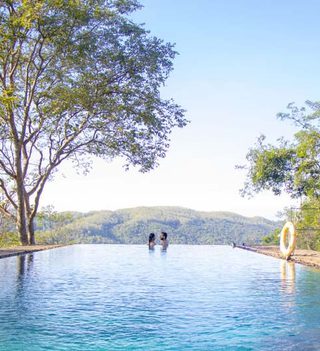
[37,206,281,245]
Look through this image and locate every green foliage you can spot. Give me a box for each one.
[262,228,280,245]
[0,215,18,247]
[293,199,320,250]
[0,232,20,247]
[36,206,77,231]
[241,135,303,198]
[35,206,280,245]
[241,101,320,199]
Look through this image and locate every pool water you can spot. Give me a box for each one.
[0,245,320,350]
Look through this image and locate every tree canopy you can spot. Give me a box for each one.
[241,100,320,250]
[0,0,187,245]
[241,101,320,199]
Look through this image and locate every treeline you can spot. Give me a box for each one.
[19,206,279,246]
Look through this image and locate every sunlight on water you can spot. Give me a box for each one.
[0,245,320,350]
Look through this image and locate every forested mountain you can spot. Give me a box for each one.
[35,207,281,245]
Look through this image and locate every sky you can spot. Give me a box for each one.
[41,0,320,219]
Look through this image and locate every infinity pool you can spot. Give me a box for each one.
[0,245,320,350]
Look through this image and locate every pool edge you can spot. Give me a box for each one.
[0,244,69,259]
[238,245,320,270]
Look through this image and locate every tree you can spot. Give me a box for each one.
[36,205,74,231]
[0,212,17,247]
[0,0,187,245]
[240,101,320,199]
[294,198,320,250]
[240,100,320,250]
[262,228,280,246]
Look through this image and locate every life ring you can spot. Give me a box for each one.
[280,222,296,260]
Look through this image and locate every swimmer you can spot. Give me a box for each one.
[160,231,169,250]
[148,233,156,250]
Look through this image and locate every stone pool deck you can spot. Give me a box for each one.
[0,245,65,259]
[239,245,320,270]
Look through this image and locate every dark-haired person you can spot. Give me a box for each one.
[148,233,156,250]
[160,231,169,250]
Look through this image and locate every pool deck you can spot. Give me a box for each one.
[0,245,65,259]
[239,245,320,270]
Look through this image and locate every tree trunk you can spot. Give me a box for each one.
[28,218,36,245]
[16,190,28,245]
[14,143,28,246]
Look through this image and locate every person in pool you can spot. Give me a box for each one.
[148,233,156,250]
[160,231,169,250]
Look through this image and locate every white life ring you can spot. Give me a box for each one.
[280,222,296,260]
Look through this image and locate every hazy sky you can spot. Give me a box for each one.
[42,0,320,219]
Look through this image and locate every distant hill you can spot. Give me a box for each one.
[36,206,282,245]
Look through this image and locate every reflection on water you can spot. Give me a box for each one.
[15,254,34,313]
[17,254,34,278]
[280,259,296,295]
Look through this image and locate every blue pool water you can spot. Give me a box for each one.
[0,245,320,351]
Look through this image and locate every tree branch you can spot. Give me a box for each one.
[0,178,17,210]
